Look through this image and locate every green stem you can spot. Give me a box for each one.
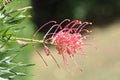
[4,6,32,16]
[10,36,50,44]
[7,6,32,14]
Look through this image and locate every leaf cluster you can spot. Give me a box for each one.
[0,0,33,80]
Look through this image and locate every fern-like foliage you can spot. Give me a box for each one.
[0,0,34,80]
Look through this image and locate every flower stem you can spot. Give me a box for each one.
[11,36,49,44]
[7,6,32,14]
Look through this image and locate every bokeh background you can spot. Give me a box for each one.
[32,0,120,27]
[4,0,120,80]
[31,0,120,80]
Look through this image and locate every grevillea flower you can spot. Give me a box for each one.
[32,19,96,71]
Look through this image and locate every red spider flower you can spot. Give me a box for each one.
[32,19,96,71]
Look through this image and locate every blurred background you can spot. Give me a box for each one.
[31,0,120,80]
[32,0,120,27]
[4,0,120,80]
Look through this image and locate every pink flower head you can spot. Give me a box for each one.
[52,20,92,56]
[33,19,95,71]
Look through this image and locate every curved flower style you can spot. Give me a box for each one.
[32,19,95,71]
